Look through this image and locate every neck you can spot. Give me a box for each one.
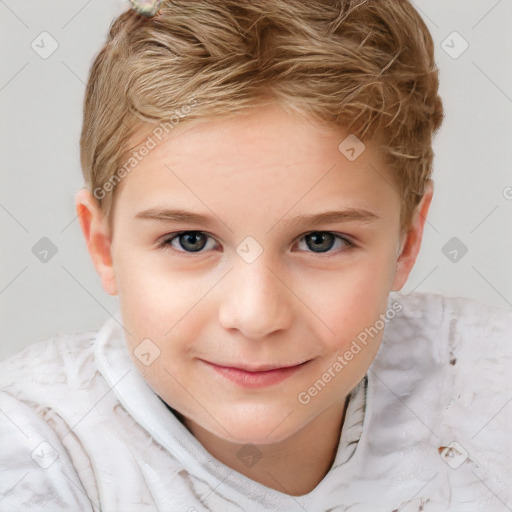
[183,397,350,497]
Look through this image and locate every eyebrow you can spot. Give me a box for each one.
[134,207,380,227]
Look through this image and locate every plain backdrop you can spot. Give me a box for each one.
[1,0,511,359]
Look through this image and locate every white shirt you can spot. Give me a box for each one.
[1,291,511,511]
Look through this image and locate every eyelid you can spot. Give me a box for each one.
[295,231,354,257]
[157,230,218,254]
[300,230,354,245]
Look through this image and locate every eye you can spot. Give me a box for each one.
[158,230,353,257]
[158,231,218,254]
[294,231,353,257]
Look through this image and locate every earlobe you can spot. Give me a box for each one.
[75,188,118,296]
[391,179,434,292]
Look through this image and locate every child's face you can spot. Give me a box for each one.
[78,103,431,445]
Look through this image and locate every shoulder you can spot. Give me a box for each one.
[377,290,512,397]
[383,290,512,406]
[371,292,512,498]
[0,390,96,511]
[368,293,512,509]
[0,325,116,440]
[379,290,512,365]
[0,328,107,510]
[0,328,98,399]
[371,290,512,434]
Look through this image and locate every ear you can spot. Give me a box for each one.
[75,188,118,296]
[391,179,434,292]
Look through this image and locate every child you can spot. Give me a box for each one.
[1,1,511,510]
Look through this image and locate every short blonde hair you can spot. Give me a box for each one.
[80,0,444,234]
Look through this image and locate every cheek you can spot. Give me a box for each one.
[113,257,169,348]
[307,255,396,349]
[114,239,396,351]
[114,256,206,361]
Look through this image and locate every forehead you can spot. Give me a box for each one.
[114,104,401,226]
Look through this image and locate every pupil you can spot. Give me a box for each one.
[181,232,205,252]
[307,232,334,252]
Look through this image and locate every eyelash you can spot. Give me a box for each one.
[157,231,355,258]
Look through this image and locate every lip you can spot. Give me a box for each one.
[203,360,310,389]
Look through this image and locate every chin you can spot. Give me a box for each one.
[211,415,302,446]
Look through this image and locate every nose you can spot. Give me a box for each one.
[218,256,294,340]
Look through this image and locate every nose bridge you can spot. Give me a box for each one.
[218,252,292,339]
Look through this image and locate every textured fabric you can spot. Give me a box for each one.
[0,291,511,511]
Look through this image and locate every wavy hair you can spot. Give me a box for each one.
[80,0,444,234]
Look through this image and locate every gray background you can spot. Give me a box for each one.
[1,0,511,359]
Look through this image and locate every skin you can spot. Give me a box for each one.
[76,102,433,496]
